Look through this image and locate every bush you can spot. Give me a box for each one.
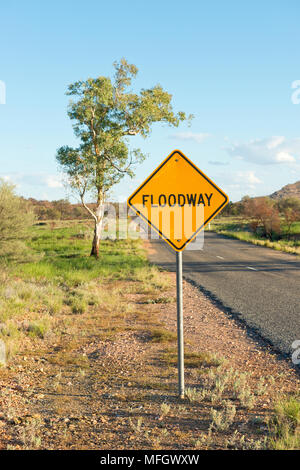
[269,396,300,450]
[0,180,35,260]
[27,320,49,339]
[243,197,281,240]
[276,198,300,240]
[70,297,87,314]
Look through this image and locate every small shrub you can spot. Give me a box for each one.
[233,372,247,397]
[226,430,268,450]
[70,297,87,314]
[46,296,63,315]
[149,328,177,343]
[232,372,255,409]
[160,403,171,417]
[185,387,199,403]
[255,377,268,396]
[27,321,49,339]
[210,401,236,431]
[238,387,255,410]
[163,348,220,369]
[269,396,300,450]
[185,387,207,403]
[144,296,174,304]
[18,416,43,449]
[129,417,143,434]
[133,266,170,292]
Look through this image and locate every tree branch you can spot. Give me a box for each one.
[102,153,134,174]
[79,181,97,222]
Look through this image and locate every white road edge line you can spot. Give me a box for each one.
[247,266,258,271]
[216,256,224,259]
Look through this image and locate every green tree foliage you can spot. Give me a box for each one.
[0,180,35,260]
[276,197,300,214]
[28,198,91,220]
[56,58,192,257]
[276,198,300,239]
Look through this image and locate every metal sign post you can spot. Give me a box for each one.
[176,251,184,398]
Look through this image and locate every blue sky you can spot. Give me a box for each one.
[0,0,300,202]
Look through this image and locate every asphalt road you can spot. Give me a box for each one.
[148,232,300,358]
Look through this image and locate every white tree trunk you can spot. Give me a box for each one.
[90,202,104,257]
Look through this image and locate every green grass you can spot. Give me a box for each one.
[1,219,299,451]
[269,396,300,450]
[27,320,50,339]
[13,224,149,285]
[286,221,300,235]
[0,221,161,359]
[143,296,174,304]
[148,328,177,343]
[162,347,223,369]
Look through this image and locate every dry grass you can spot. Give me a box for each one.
[0,221,299,450]
[269,396,300,450]
[148,328,177,343]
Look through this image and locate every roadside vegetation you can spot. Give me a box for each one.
[0,208,298,449]
[269,396,300,450]
[0,183,298,449]
[0,218,150,360]
[0,180,36,261]
[211,196,300,255]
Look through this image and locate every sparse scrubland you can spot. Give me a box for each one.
[211,196,300,256]
[212,216,300,255]
[0,215,299,449]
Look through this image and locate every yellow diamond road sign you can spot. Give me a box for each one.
[127,150,229,251]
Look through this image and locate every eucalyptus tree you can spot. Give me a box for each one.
[56,59,192,257]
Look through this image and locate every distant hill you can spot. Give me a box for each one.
[269,181,300,200]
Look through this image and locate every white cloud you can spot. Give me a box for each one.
[226,136,300,165]
[45,175,63,188]
[0,172,64,188]
[225,171,262,190]
[217,170,263,196]
[238,170,262,185]
[209,160,229,166]
[266,136,285,149]
[1,175,12,182]
[275,151,295,163]
[170,132,211,144]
